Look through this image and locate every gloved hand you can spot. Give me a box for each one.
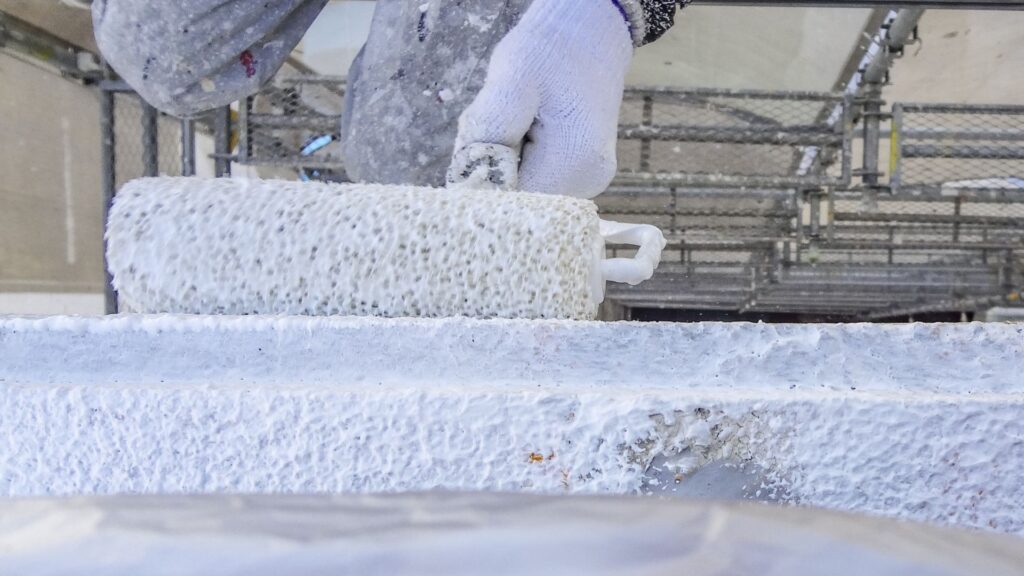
[447,0,635,199]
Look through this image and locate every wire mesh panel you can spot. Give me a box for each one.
[112,92,145,189]
[109,72,1021,319]
[236,75,346,181]
[615,87,852,189]
[111,92,184,189]
[597,187,797,245]
[832,193,1024,248]
[804,189,1023,317]
[100,85,196,313]
[607,249,770,312]
[891,103,1024,197]
[607,183,1023,317]
[606,97,1024,317]
[231,80,852,188]
[157,116,184,178]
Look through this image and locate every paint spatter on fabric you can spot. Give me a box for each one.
[239,50,257,78]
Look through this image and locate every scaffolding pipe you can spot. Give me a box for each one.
[639,95,653,172]
[808,191,822,238]
[214,106,232,177]
[141,103,159,177]
[238,96,252,163]
[861,88,884,189]
[860,9,924,190]
[0,12,87,77]
[180,119,196,177]
[863,9,925,85]
[99,82,118,314]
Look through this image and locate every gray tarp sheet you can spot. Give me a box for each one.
[1,493,1021,575]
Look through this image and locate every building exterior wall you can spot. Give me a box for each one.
[888,9,1024,105]
[0,52,106,313]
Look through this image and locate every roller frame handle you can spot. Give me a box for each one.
[589,219,666,305]
[600,220,666,285]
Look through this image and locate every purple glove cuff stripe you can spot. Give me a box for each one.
[609,0,630,26]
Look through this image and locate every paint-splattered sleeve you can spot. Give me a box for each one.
[92,0,328,117]
[639,0,689,45]
[616,0,688,47]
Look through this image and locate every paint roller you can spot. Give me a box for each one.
[106,175,665,320]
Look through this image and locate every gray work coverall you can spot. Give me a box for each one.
[92,0,681,186]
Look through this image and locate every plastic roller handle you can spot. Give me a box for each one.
[588,219,666,305]
[600,219,667,285]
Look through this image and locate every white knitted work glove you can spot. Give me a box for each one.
[447,0,634,199]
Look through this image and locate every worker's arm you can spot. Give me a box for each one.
[91,0,327,118]
[448,0,687,198]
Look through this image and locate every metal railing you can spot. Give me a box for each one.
[98,79,202,312]
[601,98,1023,318]
[614,87,853,189]
[101,75,1024,320]
[890,102,1024,198]
[234,75,347,181]
[226,83,855,190]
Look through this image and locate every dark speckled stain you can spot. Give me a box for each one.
[417,11,429,42]
[240,50,257,78]
[142,56,155,81]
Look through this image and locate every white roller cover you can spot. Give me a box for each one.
[106,177,664,319]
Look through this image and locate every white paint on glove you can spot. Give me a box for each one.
[447,0,634,199]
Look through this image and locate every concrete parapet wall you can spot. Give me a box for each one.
[1,316,1022,535]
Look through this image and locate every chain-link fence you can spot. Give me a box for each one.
[109,92,187,188]
[99,82,203,312]
[228,83,854,189]
[832,195,1024,247]
[615,87,852,189]
[604,95,1022,318]
[236,75,346,181]
[102,74,1023,320]
[891,103,1024,197]
[597,188,797,245]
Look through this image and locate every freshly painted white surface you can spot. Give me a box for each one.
[2,316,1022,536]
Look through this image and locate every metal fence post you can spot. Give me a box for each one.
[826,186,835,243]
[238,96,252,163]
[141,102,159,177]
[861,86,883,189]
[808,189,822,239]
[99,84,118,314]
[889,103,903,194]
[1000,250,1014,291]
[840,95,854,186]
[181,119,196,176]
[214,106,232,177]
[639,95,653,173]
[953,196,962,243]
